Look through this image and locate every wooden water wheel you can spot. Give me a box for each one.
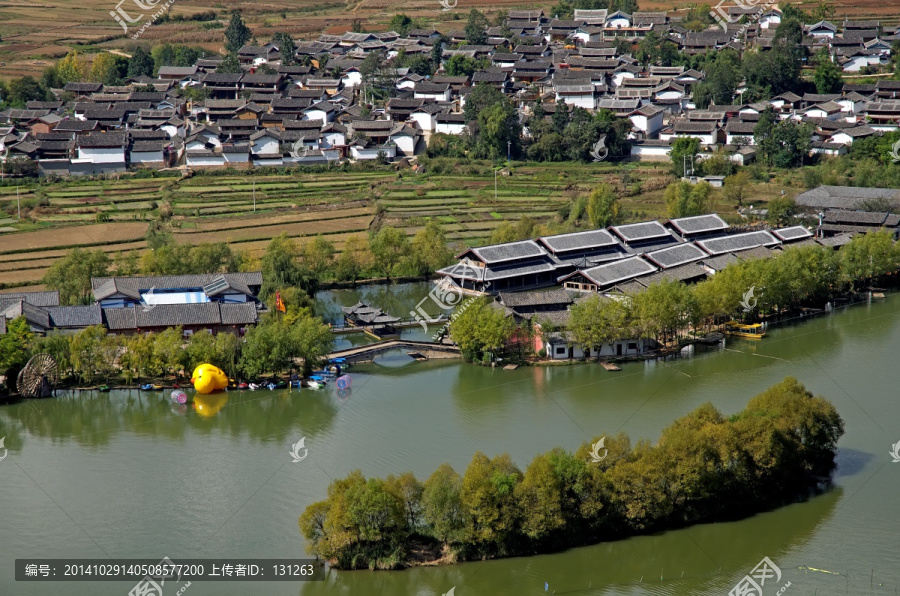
[16,353,58,398]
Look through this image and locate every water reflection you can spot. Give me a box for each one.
[0,387,341,446]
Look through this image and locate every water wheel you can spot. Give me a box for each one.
[16,353,59,398]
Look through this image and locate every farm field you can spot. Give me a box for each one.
[0,162,796,290]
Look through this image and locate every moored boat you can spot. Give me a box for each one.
[724,321,766,339]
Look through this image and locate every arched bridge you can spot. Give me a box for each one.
[328,340,461,364]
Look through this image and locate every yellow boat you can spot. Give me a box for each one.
[724,321,766,339]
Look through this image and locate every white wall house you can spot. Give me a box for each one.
[410,109,437,133]
[546,335,654,359]
[434,113,467,135]
[627,106,664,137]
[76,133,126,165]
[341,69,362,88]
[350,143,397,161]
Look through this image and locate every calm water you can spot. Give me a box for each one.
[2,284,900,595]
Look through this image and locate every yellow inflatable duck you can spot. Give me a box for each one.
[191,364,229,394]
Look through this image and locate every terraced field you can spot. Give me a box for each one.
[0,161,785,291]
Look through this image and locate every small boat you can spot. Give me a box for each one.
[307,375,327,389]
[97,385,111,392]
[289,380,303,388]
[237,382,249,390]
[248,383,261,391]
[724,321,766,340]
[267,382,277,390]
[140,384,163,391]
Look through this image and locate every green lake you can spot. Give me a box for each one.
[2,283,899,595]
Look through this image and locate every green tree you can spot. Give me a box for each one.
[127,46,155,78]
[0,317,33,379]
[292,313,334,376]
[260,233,313,300]
[448,298,514,362]
[630,279,697,344]
[585,184,620,228]
[42,248,111,305]
[190,242,240,273]
[664,180,711,218]
[475,102,521,159]
[422,463,464,543]
[369,226,409,280]
[766,196,796,227]
[459,452,522,553]
[216,53,242,74]
[153,326,187,377]
[568,294,630,353]
[6,76,47,105]
[334,234,373,283]
[300,236,335,282]
[224,11,252,54]
[445,54,479,77]
[273,33,296,65]
[389,14,413,37]
[56,51,88,84]
[70,325,107,383]
[813,49,842,94]
[186,330,218,370]
[406,220,451,277]
[670,137,700,178]
[463,83,506,123]
[464,9,488,45]
[723,170,751,207]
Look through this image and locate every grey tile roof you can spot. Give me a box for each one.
[773,226,813,241]
[91,272,263,293]
[794,185,900,210]
[47,305,102,327]
[499,289,574,308]
[537,229,618,253]
[610,221,672,243]
[466,240,547,265]
[817,233,854,247]
[644,243,707,268]
[696,230,780,255]
[733,246,777,261]
[667,214,729,235]
[700,253,739,271]
[569,256,656,288]
[0,290,59,307]
[824,209,889,225]
[140,302,219,327]
[485,260,557,281]
[220,302,259,326]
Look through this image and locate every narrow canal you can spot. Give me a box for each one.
[1,283,899,595]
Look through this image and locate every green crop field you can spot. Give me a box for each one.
[0,161,800,290]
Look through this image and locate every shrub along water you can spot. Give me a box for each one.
[299,378,844,569]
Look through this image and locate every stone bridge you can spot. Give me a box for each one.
[328,340,461,364]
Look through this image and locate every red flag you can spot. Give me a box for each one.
[275,290,286,313]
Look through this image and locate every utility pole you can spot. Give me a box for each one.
[252,181,256,211]
[507,140,511,163]
[17,186,20,220]
[494,168,498,201]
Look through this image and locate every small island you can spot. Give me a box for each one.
[299,377,844,570]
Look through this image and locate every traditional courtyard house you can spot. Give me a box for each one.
[471,71,510,91]
[387,124,422,156]
[74,131,126,167]
[241,73,283,94]
[829,125,877,146]
[695,230,780,257]
[725,120,757,145]
[555,81,596,109]
[664,214,730,241]
[129,139,169,167]
[662,120,720,146]
[794,185,900,211]
[807,21,837,39]
[557,256,657,293]
[386,98,425,122]
[64,82,103,99]
[157,65,199,82]
[217,118,258,141]
[863,100,900,129]
[759,8,782,29]
[409,104,445,132]
[820,210,900,237]
[610,220,680,252]
[202,73,243,100]
[302,101,337,123]
[103,302,258,337]
[537,229,628,273]
[875,80,900,100]
[237,44,280,65]
[414,82,452,102]
[434,112,467,135]
[438,240,559,293]
[574,8,608,24]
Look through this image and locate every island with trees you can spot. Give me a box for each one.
[299,378,843,570]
